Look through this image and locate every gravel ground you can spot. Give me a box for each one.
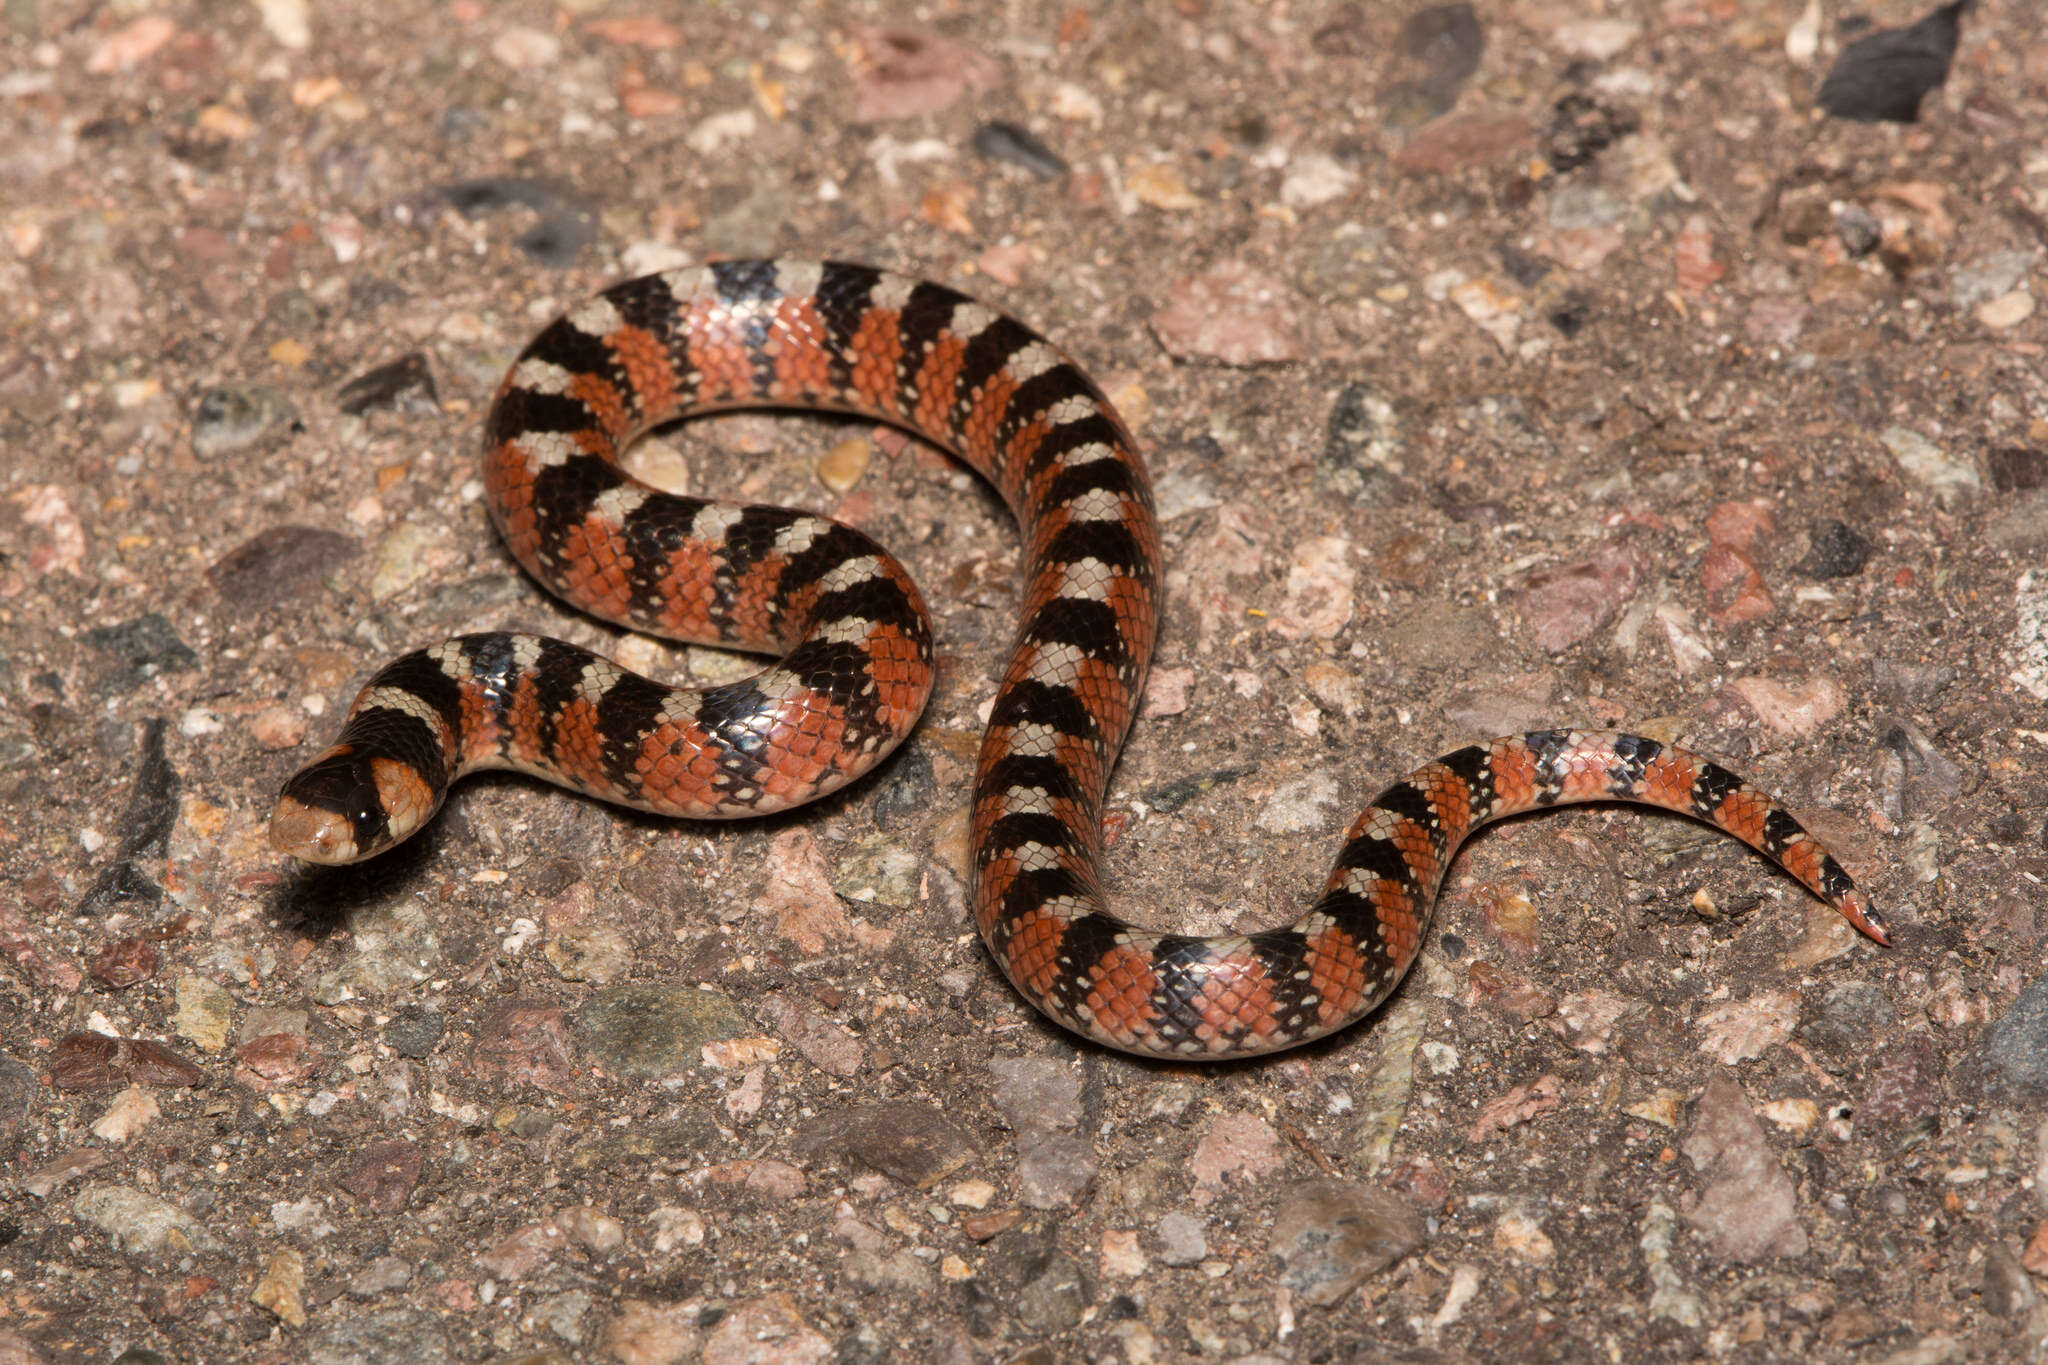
[5,2,2048,1362]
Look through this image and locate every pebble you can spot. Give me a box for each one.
[0,1057,37,1157]
[1990,447,2048,494]
[846,1247,934,1293]
[1640,1200,1705,1326]
[1798,980,1898,1059]
[490,24,559,68]
[1149,261,1302,365]
[1320,382,1407,505]
[314,902,442,1003]
[82,617,198,693]
[1155,1211,1208,1266]
[478,1221,566,1281]
[606,1300,702,1365]
[792,1100,979,1189]
[971,121,1068,180]
[1550,18,1640,61]
[1952,250,2034,309]
[304,1309,452,1365]
[557,1205,626,1254]
[1268,1180,1425,1306]
[436,177,595,268]
[850,26,1001,124]
[1190,1112,1285,1206]
[758,993,862,1077]
[1012,1253,1091,1334]
[88,936,158,988]
[249,703,307,749]
[1393,113,1533,175]
[543,924,632,983]
[1983,1243,2038,1319]
[382,1006,445,1058]
[1492,1204,1556,1265]
[1280,152,1358,209]
[1127,161,1200,212]
[467,1000,577,1094]
[1385,3,1484,123]
[1680,1076,1807,1261]
[208,525,360,615]
[73,1185,216,1256]
[988,1057,1083,1132]
[1796,519,1873,578]
[251,1247,308,1327]
[1987,488,2048,555]
[815,434,871,492]
[1979,974,2048,1100]
[190,384,294,458]
[336,352,438,416]
[89,1085,159,1142]
[1257,774,1341,836]
[1817,0,1967,122]
[1518,541,1649,653]
[1277,535,1356,639]
[2014,571,2048,703]
[1695,990,1798,1065]
[1884,426,1982,506]
[341,1139,424,1212]
[702,1293,832,1365]
[348,1252,411,1301]
[830,832,919,906]
[235,1031,321,1090]
[539,1289,596,1346]
[1018,1130,1098,1210]
[1978,291,2036,330]
[1723,675,1845,738]
[48,1033,201,1091]
[22,1149,106,1199]
[172,973,234,1051]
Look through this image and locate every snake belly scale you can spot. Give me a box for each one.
[270,260,1889,1059]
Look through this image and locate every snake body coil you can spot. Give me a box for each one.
[272,261,1888,1058]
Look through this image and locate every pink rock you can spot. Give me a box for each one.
[1681,1076,1807,1261]
[469,1001,581,1095]
[1518,541,1649,652]
[1704,499,1777,551]
[759,994,862,1077]
[1150,261,1304,366]
[1190,1112,1285,1206]
[1674,215,1727,295]
[701,1294,832,1365]
[1393,113,1534,175]
[477,1221,565,1280]
[1744,295,1810,346]
[1701,544,1774,626]
[1723,675,1846,738]
[850,28,1002,123]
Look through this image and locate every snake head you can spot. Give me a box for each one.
[269,742,434,865]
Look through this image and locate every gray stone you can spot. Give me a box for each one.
[576,984,751,1077]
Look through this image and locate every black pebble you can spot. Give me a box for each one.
[82,615,198,692]
[436,177,596,268]
[337,352,439,416]
[972,121,1069,180]
[1817,0,1970,123]
[1796,519,1873,579]
[384,1007,447,1059]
